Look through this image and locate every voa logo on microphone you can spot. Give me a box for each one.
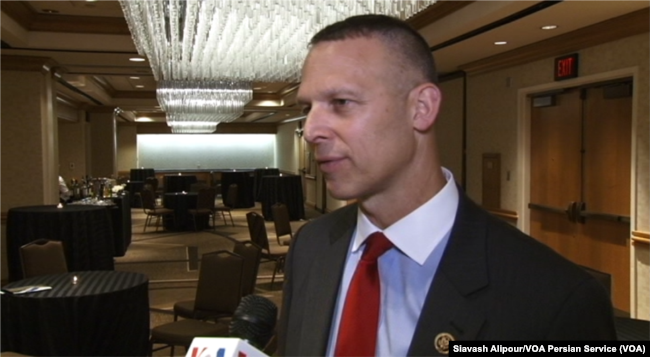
[190,346,248,357]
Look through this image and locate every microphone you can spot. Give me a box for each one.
[229,294,278,350]
[186,338,266,357]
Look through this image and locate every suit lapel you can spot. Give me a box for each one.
[297,205,357,355]
[409,193,490,355]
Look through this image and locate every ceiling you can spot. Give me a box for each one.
[1,0,648,129]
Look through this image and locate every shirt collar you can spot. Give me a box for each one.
[354,167,459,265]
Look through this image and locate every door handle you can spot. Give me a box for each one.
[566,202,577,222]
[575,201,586,224]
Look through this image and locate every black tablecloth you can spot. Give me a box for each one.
[6,205,115,282]
[1,271,150,356]
[164,175,198,193]
[126,181,145,208]
[221,171,255,208]
[129,168,155,182]
[259,175,305,221]
[110,193,132,256]
[163,192,208,231]
[254,168,280,201]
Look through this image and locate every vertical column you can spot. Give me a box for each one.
[1,55,59,210]
[87,110,118,178]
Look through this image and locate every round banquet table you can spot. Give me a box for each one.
[1,270,150,356]
[259,174,305,221]
[163,192,209,231]
[6,205,115,282]
[163,175,197,193]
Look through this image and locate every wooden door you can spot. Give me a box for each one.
[529,82,632,313]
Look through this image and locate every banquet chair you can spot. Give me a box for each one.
[173,250,244,322]
[141,188,174,232]
[213,184,238,226]
[157,251,244,356]
[188,187,216,231]
[233,240,262,296]
[271,203,293,246]
[246,212,289,289]
[20,239,68,279]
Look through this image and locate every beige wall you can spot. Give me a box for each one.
[88,112,117,178]
[116,124,138,174]
[437,77,464,183]
[276,121,300,174]
[463,33,649,318]
[58,111,88,183]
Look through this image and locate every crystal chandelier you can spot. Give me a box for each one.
[120,0,436,133]
[157,80,252,133]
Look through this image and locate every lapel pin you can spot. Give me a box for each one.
[434,332,455,355]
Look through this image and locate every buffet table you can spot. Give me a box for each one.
[1,270,150,356]
[6,205,115,282]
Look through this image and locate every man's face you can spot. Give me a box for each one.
[297,36,418,202]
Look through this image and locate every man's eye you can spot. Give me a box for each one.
[333,99,350,106]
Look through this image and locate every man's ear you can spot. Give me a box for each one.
[411,83,441,132]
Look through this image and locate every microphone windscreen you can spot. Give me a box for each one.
[229,294,278,349]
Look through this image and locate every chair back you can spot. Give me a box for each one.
[233,241,262,296]
[247,212,271,252]
[20,239,68,278]
[272,203,293,242]
[141,188,157,211]
[224,184,239,208]
[196,187,216,210]
[145,176,159,192]
[194,250,244,315]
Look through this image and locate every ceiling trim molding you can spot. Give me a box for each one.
[460,8,650,76]
[1,54,57,73]
[407,0,475,30]
[1,1,130,35]
[0,1,34,30]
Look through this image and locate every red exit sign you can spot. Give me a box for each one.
[555,53,579,81]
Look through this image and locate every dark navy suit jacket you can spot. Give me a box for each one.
[278,191,616,356]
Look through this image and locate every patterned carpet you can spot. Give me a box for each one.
[115,203,319,356]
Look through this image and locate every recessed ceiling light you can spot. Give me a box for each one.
[135,117,153,122]
[254,87,263,90]
[129,57,146,62]
[541,25,558,30]
[130,76,141,79]
[135,85,145,88]
[494,41,508,45]
[42,9,59,14]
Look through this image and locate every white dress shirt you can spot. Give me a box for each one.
[326,168,460,357]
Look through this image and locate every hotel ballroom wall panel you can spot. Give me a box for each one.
[88,112,117,178]
[117,124,138,174]
[276,121,300,174]
[137,134,276,170]
[58,112,88,183]
[436,77,464,185]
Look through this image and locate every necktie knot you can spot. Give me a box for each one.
[361,232,393,262]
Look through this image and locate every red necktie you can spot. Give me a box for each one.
[335,232,394,357]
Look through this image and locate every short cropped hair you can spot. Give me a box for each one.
[309,14,438,84]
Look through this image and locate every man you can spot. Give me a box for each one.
[278,14,616,356]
